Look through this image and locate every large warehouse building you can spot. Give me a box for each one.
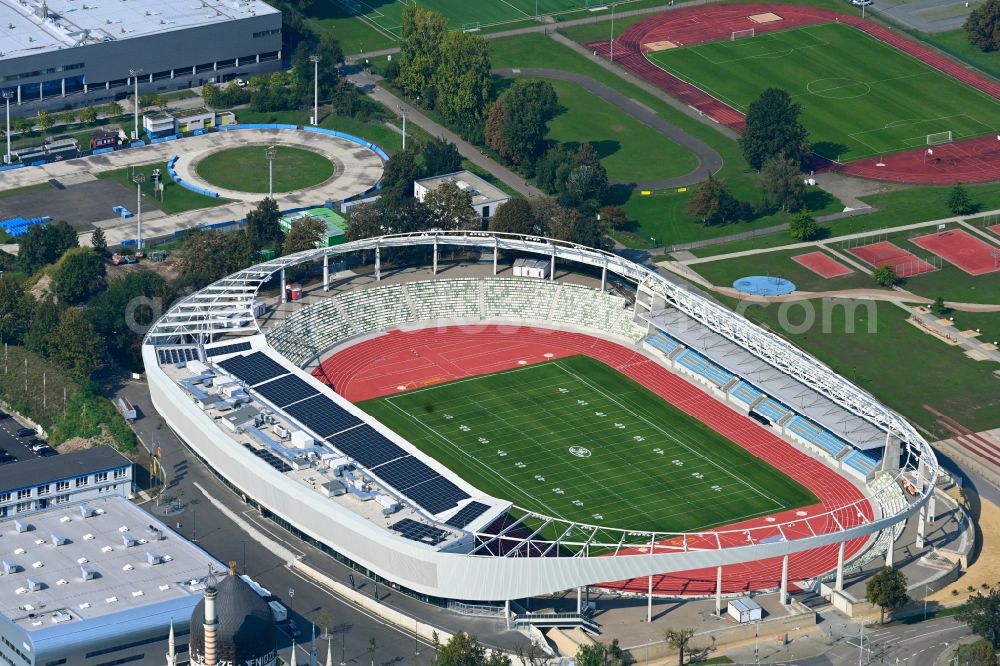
[0,0,282,115]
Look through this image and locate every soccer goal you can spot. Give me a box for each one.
[461,21,481,32]
[731,28,755,40]
[927,130,953,146]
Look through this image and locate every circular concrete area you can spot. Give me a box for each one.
[195,145,336,194]
[171,127,384,204]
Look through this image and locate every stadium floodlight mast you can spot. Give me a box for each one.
[265,145,277,199]
[309,55,321,125]
[398,105,410,150]
[132,172,145,250]
[2,90,13,165]
[129,68,143,141]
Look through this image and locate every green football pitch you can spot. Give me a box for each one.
[646,22,1000,161]
[333,0,638,36]
[359,356,817,534]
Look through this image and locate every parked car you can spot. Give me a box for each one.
[38,448,57,457]
[0,411,9,419]
[16,427,35,437]
[0,454,17,465]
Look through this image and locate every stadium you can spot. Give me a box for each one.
[142,231,938,609]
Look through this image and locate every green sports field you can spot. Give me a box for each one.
[646,22,1000,161]
[334,0,639,37]
[359,356,817,533]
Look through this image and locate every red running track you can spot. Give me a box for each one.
[588,3,1000,184]
[314,325,874,595]
[910,229,1000,275]
[792,251,854,278]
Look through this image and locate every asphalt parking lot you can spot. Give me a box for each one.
[0,178,133,229]
[0,413,56,464]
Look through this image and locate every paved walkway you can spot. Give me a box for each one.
[910,306,1000,361]
[493,67,721,188]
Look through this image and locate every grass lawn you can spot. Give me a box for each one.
[487,33,842,246]
[0,182,53,201]
[527,77,698,182]
[920,28,1000,83]
[948,310,1000,346]
[360,355,816,533]
[691,247,877,293]
[647,23,1000,161]
[234,108,412,155]
[97,162,228,215]
[731,298,1000,435]
[195,146,335,193]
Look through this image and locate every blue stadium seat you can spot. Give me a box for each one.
[645,331,682,357]
[674,349,734,387]
[787,416,848,457]
[843,449,880,476]
[753,398,791,423]
[730,381,762,407]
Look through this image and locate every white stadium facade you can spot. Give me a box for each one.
[142,231,938,606]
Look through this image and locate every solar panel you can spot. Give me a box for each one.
[405,476,470,515]
[444,501,491,529]
[157,347,199,365]
[328,425,407,468]
[284,395,362,439]
[218,352,288,386]
[391,518,448,546]
[371,456,439,491]
[206,341,252,358]
[254,375,318,408]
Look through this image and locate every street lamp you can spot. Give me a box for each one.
[398,105,409,150]
[129,68,143,141]
[2,90,13,165]
[132,172,145,250]
[309,55,321,126]
[265,146,277,198]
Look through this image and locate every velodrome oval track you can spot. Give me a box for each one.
[590,3,1000,183]
[491,68,723,188]
[313,325,873,595]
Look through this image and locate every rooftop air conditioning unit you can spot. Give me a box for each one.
[51,534,67,546]
[80,565,95,580]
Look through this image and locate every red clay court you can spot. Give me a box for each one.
[315,325,872,595]
[911,229,1000,275]
[792,252,854,278]
[847,241,936,277]
[990,224,1000,237]
[588,3,1000,184]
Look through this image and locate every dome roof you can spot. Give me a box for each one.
[189,572,277,666]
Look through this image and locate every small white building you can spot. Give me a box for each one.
[413,170,510,221]
[512,258,549,279]
[728,596,762,623]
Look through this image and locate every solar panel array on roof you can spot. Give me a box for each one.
[218,352,288,386]
[391,518,448,546]
[254,375,318,408]
[444,501,491,529]
[404,477,470,516]
[329,425,407,468]
[206,341,253,358]
[373,456,439,491]
[243,443,292,473]
[157,348,199,365]
[284,395,362,439]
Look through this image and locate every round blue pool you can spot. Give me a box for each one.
[732,275,796,296]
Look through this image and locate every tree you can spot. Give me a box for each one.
[282,215,327,255]
[433,30,493,140]
[423,182,478,230]
[422,137,462,177]
[489,199,541,236]
[91,227,107,255]
[866,566,909,623]
[17,221,79,274]
[35,111,53,132]
[398,5,448,104]
[546,204,610,250]
[575,641,625,666]
[955,639,1000,665]
[434,632,511,666]
[245,197,282,253]
[11,116,32,135]
[789,211,821,241]
[176,229,252,289]
[664,628,695,666]
[740,88,809,170]
[102,101,122,119]
[52,247,106,304]
[686,174,746,226]
[965,0,1000,52]
[948,184,977,215]
[873,263,901,287]
[345,201,385,242]
[599,205,629,230]
[202,82,221,108]
[24,297,63,358]
[49,308,104,379]
[78,106,98,125]
[760,156,806,212]
[559,163,608,214]
[0,276,26,344]
[486,79,559,166]
[930,296,949,316]
[958,585,1000,649]
[87,270,173,368]
[380,147,423,201]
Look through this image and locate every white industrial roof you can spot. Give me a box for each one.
[0,496,220,630]
[0,0,279,61]
[415,170,510,206]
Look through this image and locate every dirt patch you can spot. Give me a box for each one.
[105,255,181,282]
[644,40,679,52]
[749,12,783,23]
[927,486,1000,604]
[30,274,52,300]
